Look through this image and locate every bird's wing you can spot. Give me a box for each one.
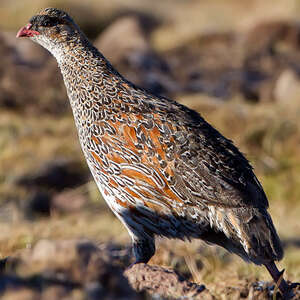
[87,80,268,213]
[88,96,268,214]
[170,127,269,209]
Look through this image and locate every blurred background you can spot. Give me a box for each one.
[0,0,300,299]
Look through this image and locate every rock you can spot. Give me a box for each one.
[274,69,300,104]
[23,189,89,220]
[31,239,58,262]
[124,263,212,300]
[52,190,87,214]
[164,31,240,99]
[95,16,177,96]
[241,20,300,101]
[16,159,88,191]
[16,159,90,218]
[242,21,300,59]
[95,16,150,65]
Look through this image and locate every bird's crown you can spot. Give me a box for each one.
[29,8,72,30]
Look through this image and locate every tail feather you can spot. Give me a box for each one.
[227,208,283,264]
[203,207,283,265]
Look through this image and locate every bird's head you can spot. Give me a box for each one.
[16,8,84,54]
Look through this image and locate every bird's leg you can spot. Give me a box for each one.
[132,237,156,264]
[264,261,297,299]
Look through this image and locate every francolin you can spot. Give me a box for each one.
[17,8,297,298]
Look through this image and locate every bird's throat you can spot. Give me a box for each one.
[56,42,119,127]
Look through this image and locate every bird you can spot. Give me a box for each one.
[17,8,296,298]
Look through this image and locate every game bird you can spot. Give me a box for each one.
[17,8,297,298]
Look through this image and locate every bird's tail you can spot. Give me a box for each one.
[224,207,283,265]
[203,206,283,265]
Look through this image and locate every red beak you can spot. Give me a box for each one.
[16,23,40,38]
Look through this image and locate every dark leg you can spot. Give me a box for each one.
[117,213,156,264]
[264,261,299,299]
[132,237,156,264]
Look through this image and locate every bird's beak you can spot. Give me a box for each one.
[16,23,40,38]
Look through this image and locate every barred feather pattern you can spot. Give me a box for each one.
[29,8,283,264]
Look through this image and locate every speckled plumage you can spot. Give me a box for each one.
[21,8,283,267]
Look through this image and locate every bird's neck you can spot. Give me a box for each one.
[53,39,101,87]
[53,38,124,127]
